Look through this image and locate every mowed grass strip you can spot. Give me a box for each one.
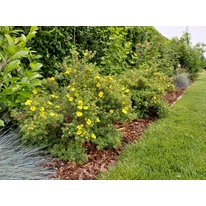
[99,72,206,180]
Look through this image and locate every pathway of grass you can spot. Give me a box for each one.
[99,72,206,180]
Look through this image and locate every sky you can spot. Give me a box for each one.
[155,26,206,46]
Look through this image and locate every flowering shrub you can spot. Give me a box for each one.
[14,50,135,163]
[119,66,175,118]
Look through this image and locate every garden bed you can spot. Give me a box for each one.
[47,86,187,180]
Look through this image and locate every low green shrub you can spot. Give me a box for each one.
[0,127,54,180]
[173,73,190,88]
[14,50,135,163]
[119,66,175,118]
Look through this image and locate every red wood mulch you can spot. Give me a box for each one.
[47,87,187,180]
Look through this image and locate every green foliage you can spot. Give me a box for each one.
[173,73,190,88]
[0,127,54,180]
[18,26,109,78]
[168,30,206,78]
[14,50,135,163]
[99,27,132,75]
[0,26,42,125]
[119,66,175,118]
[99,72,206,180]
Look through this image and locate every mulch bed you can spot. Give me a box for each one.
[47,86,188,180]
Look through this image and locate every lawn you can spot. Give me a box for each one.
[99,72,206,180]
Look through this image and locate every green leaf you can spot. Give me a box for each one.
[30,26,38,33]
[4,60,20,74]
[26,32,36,41]
[11,51,29,60]
[30,62,43,71]
[5,34,15,48]
[18,91,31,98]
[3,77,20,84]
[0,120,4,127]
[0,97,10,103]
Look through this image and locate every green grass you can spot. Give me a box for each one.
[99,72,206,180]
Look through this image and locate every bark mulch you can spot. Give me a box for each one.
[48,87,187,180]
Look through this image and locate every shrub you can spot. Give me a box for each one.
[0,26,42,126]
[17,26,109,78]
[0,127,54,180]
[173,73,190,88]
[119,66,175,118]
[14,50,135,163]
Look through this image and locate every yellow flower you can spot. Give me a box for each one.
[75,92,79,97]
[71,88,75,91]
[40,107,45,112]
[77,124,84,130]
[122,107,128,114]
[153,96,156,100]
[65,68,71,75]
[76,130,82,135]
[109,110,114,113]
[83,51,88,57]
[98,91,104,98]
[50,112,55,117]
[78,105,83,110]
[30,106,36,111]
[108,76,113,80]
[125,89,130,93]
[95,76,101,79]
[67,85,71,89]
[86,118,92,126]
[50,94,59,99]
[47,101,53,105]
[69,97,73,102]
[25,100,32,106]
[28,127,34,130]
[76,111,83,117]
[96,82,101,87]
[96,117,100,122]
[83,106,89,110]
[78,100,83,105]
[91,133,96,139]
[40,111,46,118]
[66,94,70,98]
[32,90,37,95]
[48,77,55,81]
[55,105,60,109]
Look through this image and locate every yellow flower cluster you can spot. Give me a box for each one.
[50,112,56,117]
[76,111,83,117]
[30,106,36,111]
[39,107,46,118]
[32,90,38,95]
[98,91,104,98]
[65,68,71,75]
[50,94,59,99]
[48,77,55,81]
[47,101,53,105]
[25,100,32,106]
[66,94,73,102]
[122,107,128,114]
[91,133,96,139]
[86,118,92,126]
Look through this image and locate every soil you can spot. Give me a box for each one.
[47,87,187,180]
